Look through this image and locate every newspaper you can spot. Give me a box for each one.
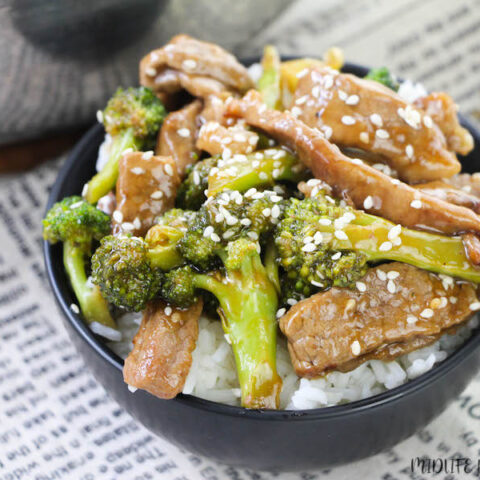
[1,0,480,478]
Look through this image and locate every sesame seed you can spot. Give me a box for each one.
[182,59,197,70]
[121,222,134,231]
[379,241,393,252]
[133,217,141,229]
[351,158,363,165]
[150,190,164,199]
[69,201,83,209]
[406,315,417,325]
[387,270,399,280]
[70,303,80,314]
[319,218,332,226]
[351,340,361,356]
[338,90,347,101]
[203,226,214,238]
[131,167,145,175]
[276,308,286,319]
[332,252,342,260]
[112,210,123,223]
[469,302,480,311]
[145,66,157,76]
[341,115,356,125]
[96,110,104,123]
[223,229,235,240]
[248,135,258,146]
[376,129,390,139]
[322,125,333,139]
[438,297,448,308]
[423,115,433,128]
[410,200,422,209]
[164,306,172,316]
[164,163,174,176]
[122,148,133,155]
[377,270,387,281]
[345,299,356,312]
[177,128,190,138]
[193,170,200,186]
[313,231,323,244]
[388,225,402,241]
[302,243,316,252]
[292,106,304,118]
[450,296,458,304]
[420,308,434,318]
[370,113,383,127]
[226,216,238,226]
[287,298,298,306]
[259,172,268,180]
[141,151,154,160]
[335,230,348,240]
[311,280,324,287]
[363,196,373,209]
[346,94,360,105]
[247,231,259,241]
[240,218,251,226]
[391,179,400,185]
[324,75,334,89]
[271,205,281,218]
[405,144,414,159]
[359,131,369,144]
[356,281,366,292]
[210,233,221,242]
[387,280,396,293]
[128,385,138,393]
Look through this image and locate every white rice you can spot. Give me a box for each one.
[108,312,478,410]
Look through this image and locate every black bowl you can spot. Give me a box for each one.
[44,62,480,472]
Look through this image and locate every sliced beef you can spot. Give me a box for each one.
[123,299,202,399]
[113,152,180,236]
[199,92,232,125]
[226,90,480,235]
[196,121,259,156]
[279,263,477,377]
[290,67,460,183]
[140,34,253,96]
[414,92,474,156]
[157,100,202,178]
[414,181,480,214]
[447,173,480,199]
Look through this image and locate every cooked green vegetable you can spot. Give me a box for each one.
[257,45,282,109]
[275,192,480,303]
[365,66,399,91]
[43,196,116,328]
[207,148,307,197]
[177,157,218,210]
[85,87,166,204]
[161,238,282,409]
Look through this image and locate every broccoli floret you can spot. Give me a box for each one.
[43,196,116,329]
[179,189,287,270]
[176,157,218,210]
[161,238,282,409]
[85,87,166,204]
[365,67,399,91]
[90,219,191,312]
[275,192,480,305]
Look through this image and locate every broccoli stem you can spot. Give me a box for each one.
[264,243,281,294]
[257,45,281,109]
[193,260,282,409]
[63,241,117,328]
[207,148,305,197]
[319,220,480,283]
[85,128,140,204]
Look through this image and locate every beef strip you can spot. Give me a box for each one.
[226,90,480,235]
[196,121,259,156]
[414,92,474,156]
[279,263,477,377]
[152,68,228,98]
[414,181,480,214]
[446,173,480,198]
[157,100,202,178]
[113,152,180,236]
[123,299,202,399]
[290,67,460,183]
[140,35,253,96]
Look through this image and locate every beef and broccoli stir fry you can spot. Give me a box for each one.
[44,35,480,410]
